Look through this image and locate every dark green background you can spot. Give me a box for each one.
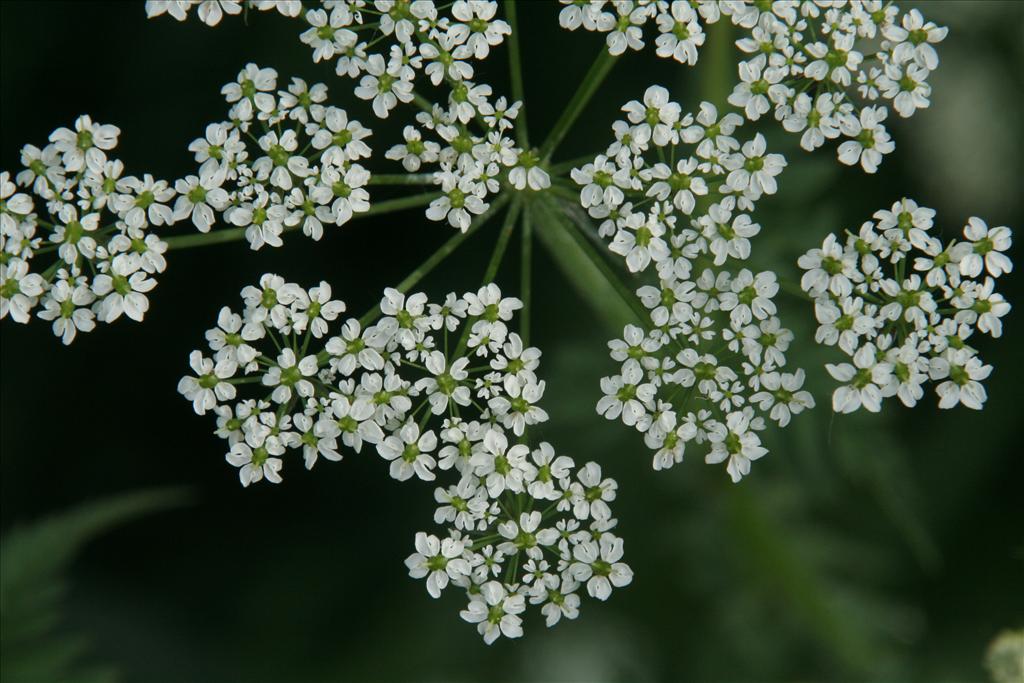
[1,2,1022,681]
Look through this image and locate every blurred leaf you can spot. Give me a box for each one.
[1,488,188,683]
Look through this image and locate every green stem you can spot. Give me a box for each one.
[368,173,435,185]
[520,204,533,346]
[702,17,733,106]
[411,91,436,115]
[505,0,529,148]
[540,195,648,325]
[163,192,441,251]
[538,48,617,163]
[481,197,523,286]
[355,192,513,331]
[453,197,523,356]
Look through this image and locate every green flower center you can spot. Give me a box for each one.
[668,171,692,191]
[337,415,358,433]
[401,443,420,463]
[436,372,457,396]
[426,555,448,571]
[135,190,155,209]
[949,364,969,386]
[111,274,131,296]
[1,279,20,298]
[695,362,717,381]
[251,446,269,467]
[65,220,84,244]
[822,255,844,276]
[852,368,873,389]
[974,238,994,255]
[280,366,302,386]
[332,180,352,198]
[825,49,848,69]
[268,143,290,167]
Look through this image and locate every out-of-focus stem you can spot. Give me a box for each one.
[520,204,533,346]
[368,173,435,185]
[506,0,529,148]
[538,48,617,163]
[354,192,514,332]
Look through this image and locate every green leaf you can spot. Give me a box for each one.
[1,488,188,683]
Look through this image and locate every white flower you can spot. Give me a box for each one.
[705,410,767,482]
[654,2,705,65]
[353,54,413,119]
[262,348,318,403]
[489,375,548,436]
[92,254,155,323]
[178,350,237,415]
[405,532,471,599]
[470,428,534,497]
[568,534,633,601]
[827,343,893,414]
[572,462,617,521]
[417,350,471,415]
[957,217,1013,278]
[448,0,511,59]
[726,133,786,198]
[597,359,655,428]
[48,115,120,173]
[609,207,671,273]
[377,421,438,482]
[930,349,991,410]
[386,125,440,172]
[460,581,525,644]
[0,259,45,323]
[173,172,229,233]
[837,106,894,173]
[427,167,489,231]
[226,435,284,487]
[728,54,787,122]
[36,275,96,344]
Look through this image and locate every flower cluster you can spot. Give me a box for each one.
[799,199,1012,413]
[558,0,718,62]
[148,1,551,233]
[181,64,373,249]
[572,86,785,273]
[1,116,176,343]
[144,0,301,25]
[727,2,946,172]
[574,86,812,482]
[178,276,632,642]
[558,0,945,172]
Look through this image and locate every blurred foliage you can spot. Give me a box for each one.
[985,630,1024,683]
[1,2,1022,682]
[1,489,186,683]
